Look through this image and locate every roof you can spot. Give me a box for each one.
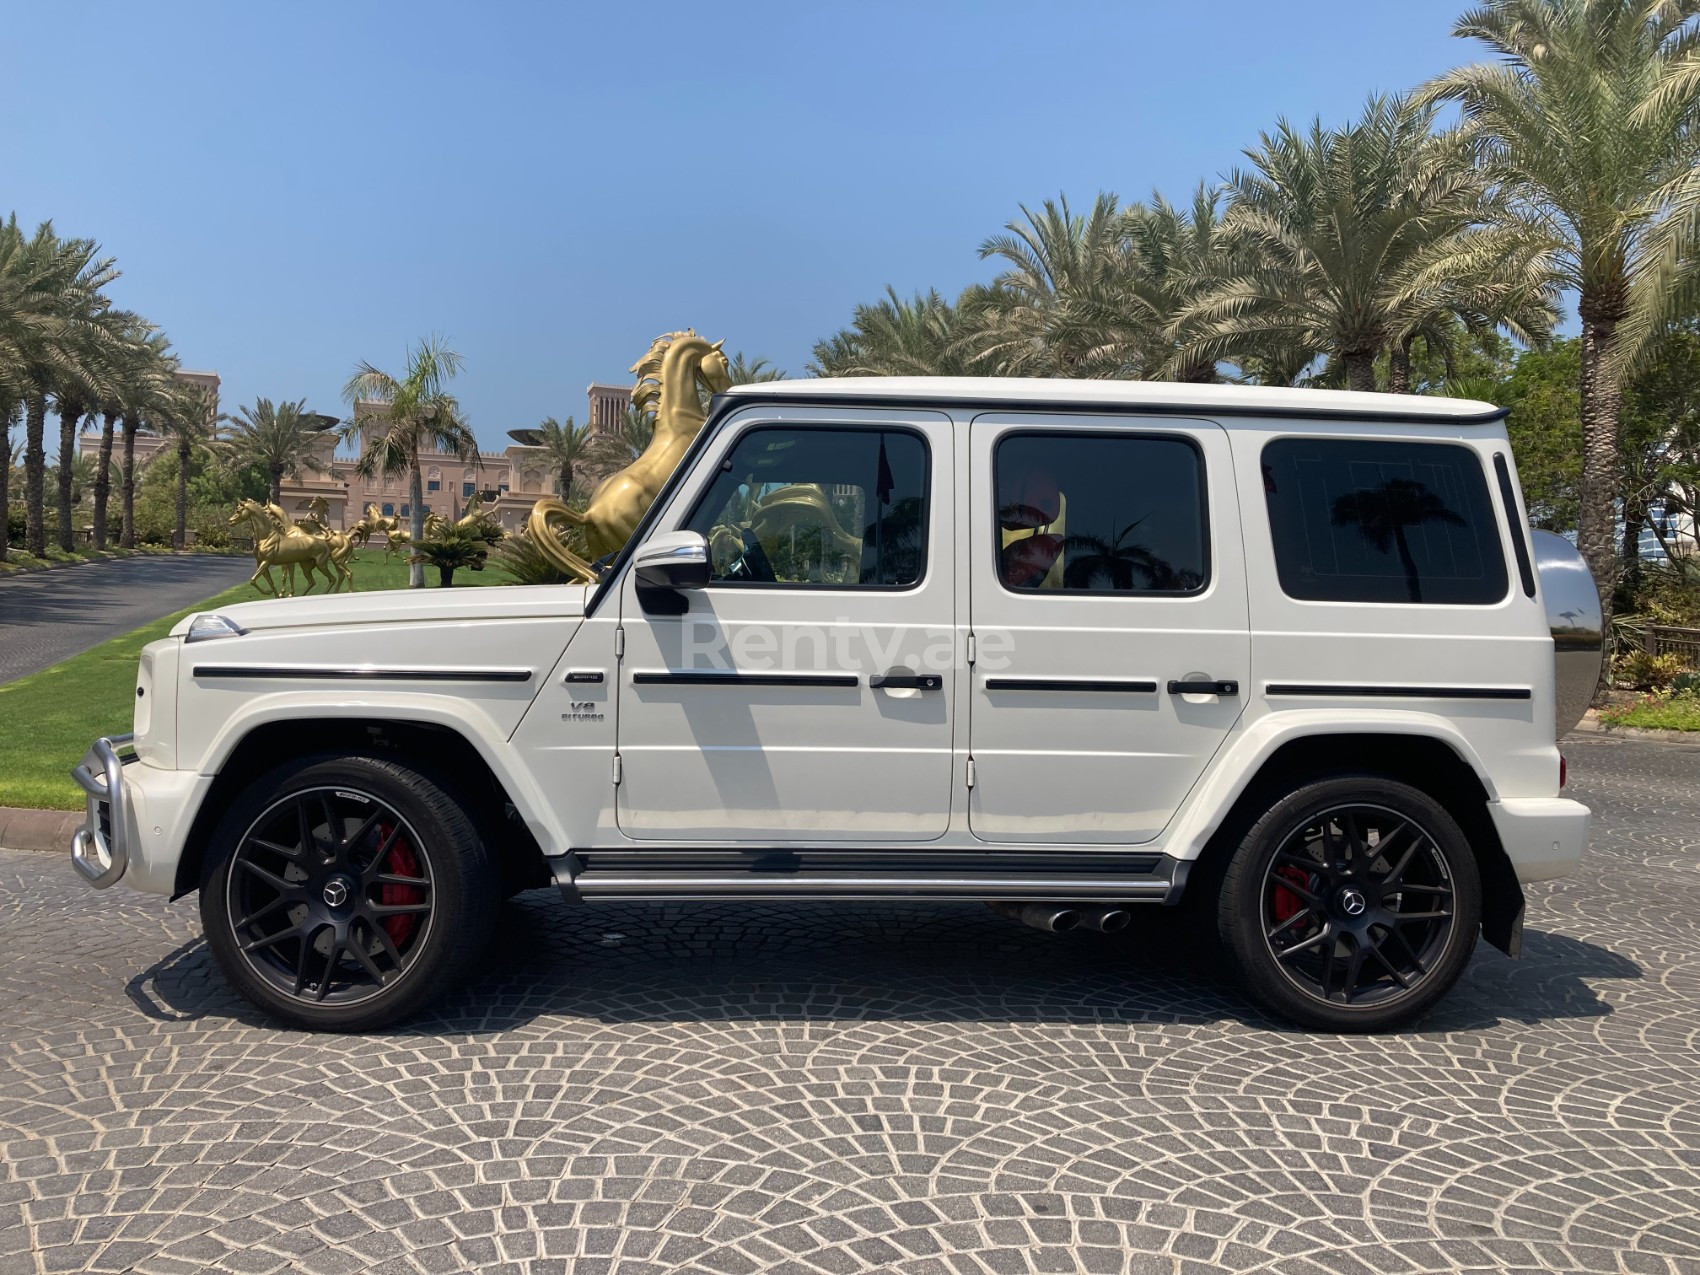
[717,377,1504,424]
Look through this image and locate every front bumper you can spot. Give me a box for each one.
[70,734,137,888]
[1488,796,1591,883]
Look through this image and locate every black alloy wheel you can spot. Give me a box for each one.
[225,787,435,1006]
[1262,803,1456,1005]
[1217,776,1482,1031]
[201,755,497,1031]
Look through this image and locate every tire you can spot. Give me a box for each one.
[200,753,500,1031]
[1215,775,1481,1032]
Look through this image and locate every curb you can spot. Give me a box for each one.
[1569,716,1700,746]
[0,807,80,854]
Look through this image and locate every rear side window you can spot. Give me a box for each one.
[1262,438,1508,605]
[993,432,1208,594]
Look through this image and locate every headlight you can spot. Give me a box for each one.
[185,613,249,643]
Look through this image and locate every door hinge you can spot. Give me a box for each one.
[966,757,976,789]
[611,753,623,785]
[614,627,625,659]
[966,631,976,665]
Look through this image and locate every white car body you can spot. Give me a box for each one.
[73,378,1593,963]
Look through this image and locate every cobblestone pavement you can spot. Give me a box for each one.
[0,555,254,685]
[2,733,1699,1274]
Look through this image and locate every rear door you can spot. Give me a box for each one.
[966,413,1249,843]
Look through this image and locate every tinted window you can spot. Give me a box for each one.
[684,427,928,587]
[993,433,1208,594]
[1263,438,1508,604]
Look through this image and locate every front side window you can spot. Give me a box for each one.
[1262,438,1508,605]
[683,426,929,587]
[993,432,1208,594]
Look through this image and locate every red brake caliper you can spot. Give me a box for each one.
[1271,865,1311,925]
[378,825,423,947]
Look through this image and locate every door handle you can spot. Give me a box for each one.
[1167,678,1239,696]
[871,669,943,690]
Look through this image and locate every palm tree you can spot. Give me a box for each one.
[1177,94,1554,394]
[157,383,225,549]
[966,193,1132,377]
[0,219,115,556]
[529,415,605,497]
[228,397,331,504]
[810,287,989,377]
[343,337,476,589]
[53,305,134,551]
[1422,0,1700,618]
[725,353,785,385]
[0,406,16,564]
[119,329,175,549]
[1121,185,1239,382]
[90,316,160,550]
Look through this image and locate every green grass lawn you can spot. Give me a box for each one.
[1599,692,1700,732]
[0,550,512,811]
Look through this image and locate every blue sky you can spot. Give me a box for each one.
[3,1,1475,451]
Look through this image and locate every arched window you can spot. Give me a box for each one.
[381,502,395,517]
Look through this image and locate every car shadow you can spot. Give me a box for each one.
[125,891,1642,1037]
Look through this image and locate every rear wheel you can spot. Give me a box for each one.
[200,754,499,1031]
[1216,776,1481,1031]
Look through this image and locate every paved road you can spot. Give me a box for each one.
[0,555,254,684]
[2,733,1698,1275]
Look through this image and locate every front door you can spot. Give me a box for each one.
[967,413,1249,843]
[615,408,956,842]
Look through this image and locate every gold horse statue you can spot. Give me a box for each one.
[231,498,334,596]
[295,496,356,592]
[352,502,410,562]
[527,330,732,581]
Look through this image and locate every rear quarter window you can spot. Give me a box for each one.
[1262,438,1508,605]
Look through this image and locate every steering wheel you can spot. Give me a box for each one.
[728,527,777,583]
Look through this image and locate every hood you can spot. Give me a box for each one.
[170,583,590,635]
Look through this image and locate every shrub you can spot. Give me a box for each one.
[490,534,577,586]
[1612,648,1689,691]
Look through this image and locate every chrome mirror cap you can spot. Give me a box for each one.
[185,613,249,643]
[633,531,710,590]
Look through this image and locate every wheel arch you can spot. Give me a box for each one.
[1176,730,1525,958]
[174,718,551,898]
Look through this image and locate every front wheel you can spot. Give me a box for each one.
[1216,776,1481,1032]
[200,754,499,1031]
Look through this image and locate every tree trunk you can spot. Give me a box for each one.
[1576,303,1625,624]
[1342,350,1377,393]
[0,421,10,565]
[94,411,115,550]
[57,402,81,551]
[269,464,282,506]
[120,415,138,548]
[408,457,425,588]
[24,395,47,556]
[1621,489,1647,594]
[175,438,190,549]
[1388,337,1413,394]
[438,564,455,588]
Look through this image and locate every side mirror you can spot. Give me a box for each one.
[632,531,710,590]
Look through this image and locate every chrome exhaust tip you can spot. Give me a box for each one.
[988,901,1083,933]
[1081,905,1132,933]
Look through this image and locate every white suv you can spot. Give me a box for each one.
[71,379,1599,1033]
